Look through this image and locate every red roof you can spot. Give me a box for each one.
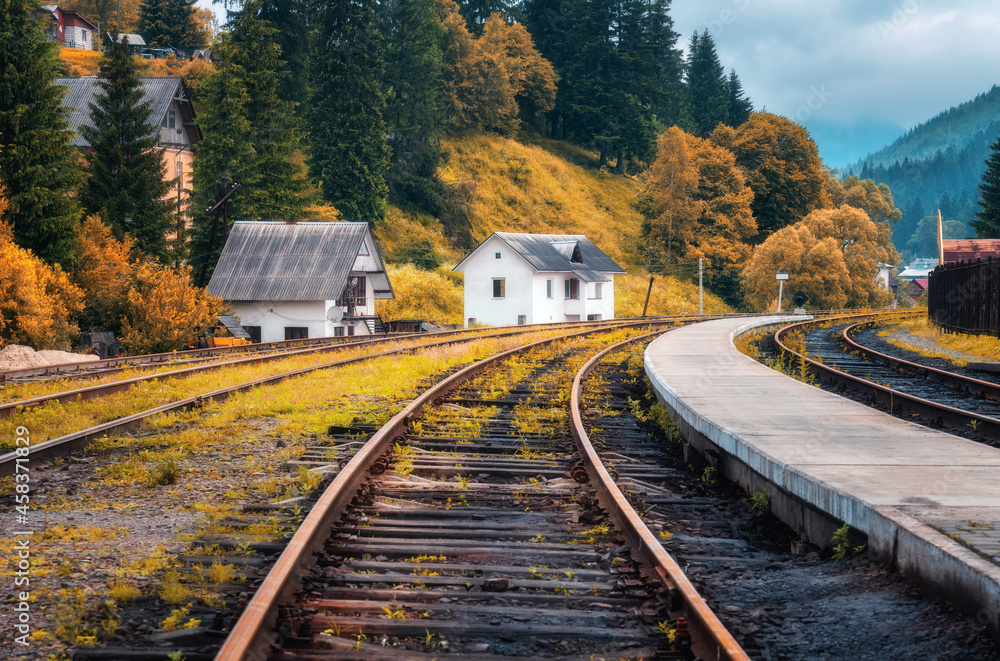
[942,239,1000,264]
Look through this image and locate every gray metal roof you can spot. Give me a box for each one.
[207,222,394,302]
[53,76,196,147]
[218,314,252,339]
[455,232,625,283]
[105,33,146,46]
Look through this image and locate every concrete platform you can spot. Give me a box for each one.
[645,316,1000,637]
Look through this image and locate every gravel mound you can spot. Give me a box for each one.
[0,344,100,371]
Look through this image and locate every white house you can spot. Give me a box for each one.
[207,222,394,342]
[454,232,625,327]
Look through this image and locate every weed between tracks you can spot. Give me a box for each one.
[0,328,597,658]
[881,316,1000,366]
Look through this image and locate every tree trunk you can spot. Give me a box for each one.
[614,147,625,174]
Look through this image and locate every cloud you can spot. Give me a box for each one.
[672,0,1000,129]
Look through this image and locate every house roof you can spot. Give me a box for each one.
[105,33,147,47]
[207,222,394,302]
[943,239,1000,264]
[454,232,625,283]
[218,314,252,339]
[53,76,199,147]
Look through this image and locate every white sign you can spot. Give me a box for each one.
[775,272,789,281]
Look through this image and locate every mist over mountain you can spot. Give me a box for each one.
[806,120,904,171]
[845,85,1000,257]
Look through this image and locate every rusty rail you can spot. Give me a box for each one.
[214,321,678,660]
[570,330,751,661]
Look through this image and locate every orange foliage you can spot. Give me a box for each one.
[58,45,102,76]
[120,263,222,354]
[825,174,902,226]
[73,216,134,331]
[140,56,215,98]
[0,214,84,349]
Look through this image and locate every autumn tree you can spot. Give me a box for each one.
[60,0,142,34]
[0,220,84,349]
[973,135,1000,238]
[742,205,896,311]
[826,174,902,226]
[742,223,850,311]
[642,126,756,307]
[308,0,391,223]
[80,35,175,262]
[800,205,896,308]
[715,113,827,242]
[0,0,81,265]
[120,262,222,354]
[138,0,205,48]
[72,216,134,333]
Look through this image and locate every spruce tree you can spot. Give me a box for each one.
[189,0,308,284]
[0,0,81,265]
[973,136,1000,238]
[260,0,310,109]
[80,34,174,262]
[686,31,729,137]
[726,69,752,127]
[308,0,391,224]
[138,0,203,48]
[385,0,445,211]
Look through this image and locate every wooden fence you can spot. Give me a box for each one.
[928,258,1000,336]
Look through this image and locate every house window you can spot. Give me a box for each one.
[517,315,526,325]
[168,109,176,129]
[243,326,261,343]
[347,325,355,336]
[587,314,602,321]
[495,252,501,259]
[358,240,370,256]
[468,317,477,326]
[284,327,308,340]
[546,279,553,298]
[493,278,505,298]
[591,283,603,300]
[337,277,367,312]
[334,327,344,337]
[564,278,579,300]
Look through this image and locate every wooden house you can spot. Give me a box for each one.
[54,76,200,239]
[33,5,98,50]
[453,232,625,327]
[207,222,395,342]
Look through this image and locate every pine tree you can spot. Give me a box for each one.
[138,0,204,49]
[189,0,308,285]
[308,0,390,224]
[726,69,752,127]
[973,136,1000,238]
[385,0,445,210]
[686,30,729,137]
[80,35,174,262]
[457,0,513,35]
[0,0,81,265]
[259,0,310,109]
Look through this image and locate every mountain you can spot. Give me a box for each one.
[847,85,1000,256]
[804,120,904,170]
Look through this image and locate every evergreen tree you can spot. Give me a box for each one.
[0,0,81,265]
[973,136,1000,238]
[457,0,514,35]
[138,0,204,48]
[385,0,445,209]
[726,69,752,127]
[80,35,174,262]
[685,30,729,137]
[308,0,390,223]
[259,0,310,109]
[189,0,309,284]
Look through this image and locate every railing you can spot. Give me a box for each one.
[928,257,1000,336]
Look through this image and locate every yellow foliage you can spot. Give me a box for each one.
[616,274,731,317]
[140,56,215,98]
[0,221,85,349]
[378,263,464,325]
[120,263,222,354]
[58,45,102,76]
[74,216,134,331]
[438,134,644,263]
[374,207,459,265]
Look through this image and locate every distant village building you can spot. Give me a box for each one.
[33,5,98,50]
[53,76,200,240]
[942,239,1000,264]
[102,33,147,54]
[454,232,625,327]
[897,257,939,301]
[207,222,395,342]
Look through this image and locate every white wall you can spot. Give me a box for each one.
[461,236,617,327]
[64,25,94,50]
[230,296,374,343]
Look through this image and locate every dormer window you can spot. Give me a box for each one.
[571,244,583,263]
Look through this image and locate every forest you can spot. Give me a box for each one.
[0,0,917,351]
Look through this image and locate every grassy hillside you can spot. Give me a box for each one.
[377,134,731,323]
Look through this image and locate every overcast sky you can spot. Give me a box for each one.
[671,0,1000,162]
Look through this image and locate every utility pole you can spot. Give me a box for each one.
[698,258,703,315]
[642,276,654,317]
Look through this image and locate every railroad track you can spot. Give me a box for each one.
[772,312,1000,444]
[177,324,747,661]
